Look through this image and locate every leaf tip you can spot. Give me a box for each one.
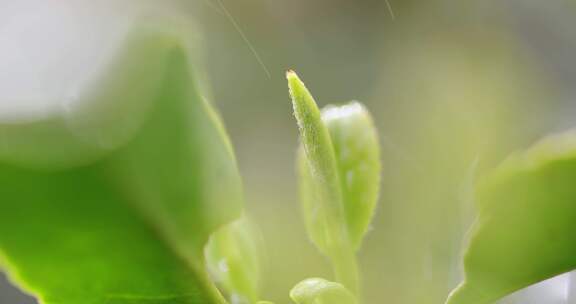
[286,70,304,98]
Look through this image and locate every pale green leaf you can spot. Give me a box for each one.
[446,131,576,304]
[287,71,357,292]
[290,278,357,304]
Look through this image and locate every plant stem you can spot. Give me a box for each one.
[331,245,360,297]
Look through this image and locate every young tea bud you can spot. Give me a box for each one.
[288,71,380,294]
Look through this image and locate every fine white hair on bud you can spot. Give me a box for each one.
[288,71,380,295]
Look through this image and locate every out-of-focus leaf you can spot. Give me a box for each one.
[290,278,357,304]
[446,131,576,304]
[205,218,262,304]
[0,165,224,304]
[100,34,243,256]
[0,20,242,304]
[0,18,179,170]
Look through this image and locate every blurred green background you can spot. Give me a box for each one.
[1,0,576,303]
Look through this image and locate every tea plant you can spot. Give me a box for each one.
[206,71,381,304]
[285,73,576,304]
[1,29,576,304]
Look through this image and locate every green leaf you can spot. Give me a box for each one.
[321,102,380,250]
[0,166,223,304]
[205,217,262,303]
[446,131,576,304]
[290,278,357,304]
[0,21,180,169]
[0,22,242,304]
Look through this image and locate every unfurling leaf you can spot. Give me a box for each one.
[206,217,263,304]
[321,102,380,250]
[290,278,357,304]
[446,130,576,304]
[287,70,346,256]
